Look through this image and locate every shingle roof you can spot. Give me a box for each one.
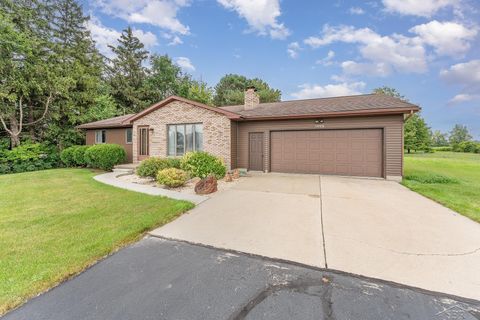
[76,114,134,129]
[219,94,419,119]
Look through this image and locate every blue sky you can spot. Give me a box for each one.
[81,0,480,138]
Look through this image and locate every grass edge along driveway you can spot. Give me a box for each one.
[0,168,194,315]
[402,152,480,223]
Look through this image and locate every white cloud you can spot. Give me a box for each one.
[382,0,458,17]
[175,56,195,71]
[87,17,158,57]
[132,29,159,48]
[449,94,480,104]
[217,0,290,39]
[162,33,183,46]
[349,7,365,15]
[316,50,335,66]
[96,0,190,41]
[291,82,366,99]
[410,20,477,56]
[304,25,427,74]
[341,61,391,77]
[440,60,480,85]
[287,42,301,58]
[440,60,480,104]
[86,17,121,58]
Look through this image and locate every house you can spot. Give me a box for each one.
[77,88,419,180]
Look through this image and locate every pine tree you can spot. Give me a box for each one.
[46,0,106,148]
[108,27,149,114]
[0,0,60,147]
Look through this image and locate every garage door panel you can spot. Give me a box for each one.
[271,129,383,177]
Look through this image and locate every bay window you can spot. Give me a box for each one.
[167,123,203,156]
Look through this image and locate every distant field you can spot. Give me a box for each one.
[403,151,480,223]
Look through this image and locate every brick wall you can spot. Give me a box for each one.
[132,100,232,169]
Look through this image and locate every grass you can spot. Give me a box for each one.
[402,151,480,223]
[0,168,194,315]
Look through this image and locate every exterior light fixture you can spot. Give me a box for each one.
[314,119,324,124]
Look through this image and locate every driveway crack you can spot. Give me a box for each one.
[319,175,328,268]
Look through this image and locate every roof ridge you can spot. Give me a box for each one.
[219,93,380,108]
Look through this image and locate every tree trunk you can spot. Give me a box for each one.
[28,103,35,141]
[407,148,411,154]
[9,115,21,148]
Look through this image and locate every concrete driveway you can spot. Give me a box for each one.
[151,173,480,300]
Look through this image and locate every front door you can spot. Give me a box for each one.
[248,132,264,171]
[138,126,149,161]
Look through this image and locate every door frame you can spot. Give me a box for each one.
[137,125,150,161]
[248,132,264,171]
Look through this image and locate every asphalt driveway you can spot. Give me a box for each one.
[3,238,479,320]
[151,173,480,300]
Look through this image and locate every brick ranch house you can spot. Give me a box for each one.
[78,88,419,181]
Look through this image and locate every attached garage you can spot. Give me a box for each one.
[221,92,419,181]
[270,129,383,177]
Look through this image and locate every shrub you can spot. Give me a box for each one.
[72,145,91,166]
[433,146,452,152]
[456,141,479,153]
[84,144,126,171]
[180,151,226,179]
[137,157,181,178]
[157,168,189,188]
[404,173,458,184]
[60,146,79,167]
[0,143,59,174]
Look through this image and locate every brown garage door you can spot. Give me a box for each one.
[270,129,383,177]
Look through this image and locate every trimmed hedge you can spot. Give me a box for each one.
[157,168,189,188]
[84,144,126,171]
[0,143,59,174]
[72,145,91,167]
[180,151,226,179]
[60,146,78,167]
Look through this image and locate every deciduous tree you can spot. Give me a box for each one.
[213,74,281,106]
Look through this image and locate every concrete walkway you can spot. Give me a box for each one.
[94,172,207,205]
[150,173,480,300]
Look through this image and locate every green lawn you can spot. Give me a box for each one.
[0,169,193,314]
[403,151,480,223]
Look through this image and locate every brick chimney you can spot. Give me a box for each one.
[244,86,260,110]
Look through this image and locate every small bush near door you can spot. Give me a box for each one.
[157,168,189,188]
[180,151,226,179]
[136,157,181,178]
[84,144,126,171]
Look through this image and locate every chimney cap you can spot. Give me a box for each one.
[245,85,257,91]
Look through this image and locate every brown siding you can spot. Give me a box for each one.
[85,128,133,163]
[235,114,404,178]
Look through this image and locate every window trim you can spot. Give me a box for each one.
[125,128,133,144]
[95,130,106,144]
[167,123,203,157]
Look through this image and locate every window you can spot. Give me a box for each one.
[126,128,133,144]
[95,130,106,144]
[167,124,203,156]
[139,127,149,156]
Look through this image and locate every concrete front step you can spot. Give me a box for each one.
[114,163,138,170]
[112,168,134,174]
